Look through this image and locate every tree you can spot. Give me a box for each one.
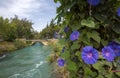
[11,16,33,39]
[0,15,34,41]
[39,19,60,39]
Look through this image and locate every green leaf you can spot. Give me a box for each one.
[81,36,91,45]
[104,61,112,68]
[91,72,97,77]
[112,23,120,34]
[61,51,70,59]
[92,61,104,71]
[71,41,80,50]
[92,62,101,70]
[87,31,101,43]
[112,61,117,68]
[114,38,120,44]
[91,31,101,43]
[101,39,108,46]
[84,67,92,75]
[81,19,95,28]
[71,20,82,30]
[80,31,92,45]
[95,14,105,23]
[115,72,120,76]
[105,73,113,78]
[58,38,66,45]
[75,51,80,57]
[67,61,77,72]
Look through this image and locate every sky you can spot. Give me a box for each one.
[0,0,59,32]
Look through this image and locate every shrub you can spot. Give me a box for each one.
[14,39,26,49]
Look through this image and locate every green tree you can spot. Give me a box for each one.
[11,16,33,39]
[39,19,60,39]
[0,15,34,41]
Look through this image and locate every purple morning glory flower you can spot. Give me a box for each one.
[112,46,120,57]
[64,26,69,33]
[87,0,100,6]
[108,41,120,57]
[117,7,120,16]
[70,30,80,41]
[102,46,115,62]
[58,58,65,67]
[81,46,99,64]
[108,41,120,46]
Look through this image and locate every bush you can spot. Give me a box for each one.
[14,39,26,49]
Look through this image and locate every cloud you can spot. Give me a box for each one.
[0,0,59,31]
[0,0,41,18]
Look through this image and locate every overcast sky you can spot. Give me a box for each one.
[0,0,59,32]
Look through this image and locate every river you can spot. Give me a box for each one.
[0,42,54,78]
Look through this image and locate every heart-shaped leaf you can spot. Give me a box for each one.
[81,19,95,28]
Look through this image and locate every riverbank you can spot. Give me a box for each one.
[0,39,29,56]
[0,41,16,56]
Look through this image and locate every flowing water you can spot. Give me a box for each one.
[0,42,54,78]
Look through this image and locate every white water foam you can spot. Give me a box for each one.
[8,61,48,78]
[0,55,6,59]
[35,61,47,68]
[8,74,22,78]
[8,68,41,78]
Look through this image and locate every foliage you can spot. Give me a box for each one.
[0,15,34,41]
[14,39,26,49]
[39,19,60,39]
[54,0,120,78]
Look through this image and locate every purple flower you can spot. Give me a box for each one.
[102,46,115,62]
[112,46,120,57]
[117,7,120,16]
[81,46,99,64]
[64,27,69,33]
[108,41,120,57]
[109,41,120,46]
[58,58,65,67]
[87,0,100,6]
[70,30,80,41]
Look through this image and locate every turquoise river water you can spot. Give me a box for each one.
[0,42,54,78]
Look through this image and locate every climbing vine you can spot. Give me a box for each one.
[55,0,120,78]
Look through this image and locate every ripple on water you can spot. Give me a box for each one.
[8,68,42,78]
